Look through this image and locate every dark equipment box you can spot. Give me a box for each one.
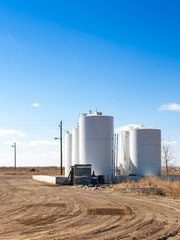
[72,164,91,185]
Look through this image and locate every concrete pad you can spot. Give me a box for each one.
[32,175,67,185]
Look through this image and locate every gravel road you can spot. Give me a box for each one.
[0,175,180,240]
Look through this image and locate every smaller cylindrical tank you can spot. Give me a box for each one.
[72,127,79,166]
[64,131,72,177]
[129,128,161,176]
[120,131,130,176]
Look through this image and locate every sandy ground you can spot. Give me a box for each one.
[0,175,180,240]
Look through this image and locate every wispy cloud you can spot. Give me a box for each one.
[115,124,143,133]
[30,140,59,147]
[159,103,180,112]
[7,34,14,40]
[162,140,177,146]
[17,151,60,166]
[30,103,40,107]
[0,129,25,138]
[0,33,14,42]
[3,140,59,147]
[3,140,27,146]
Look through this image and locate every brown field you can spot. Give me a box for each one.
[0,166,65,176]
[0,168,180,239]
[161,166,180,175]
[0,166,179,176]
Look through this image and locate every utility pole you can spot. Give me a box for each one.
[12,143,16,170]
[60,121,63,175]
[55,121,63,175]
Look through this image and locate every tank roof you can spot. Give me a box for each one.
[130,128,161,131]
[86,114,114,118]
[80,112,113,118]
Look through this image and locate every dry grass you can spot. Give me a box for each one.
[115,177,180,198]
[161,166,180,175]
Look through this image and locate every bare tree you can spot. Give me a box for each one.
[161,141,175,175]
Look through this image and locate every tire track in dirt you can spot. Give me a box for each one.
[0,175,180,240]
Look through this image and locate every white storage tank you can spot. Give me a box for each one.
[64,131,72,177]
[72,127,79,165]
[129,128,161,176]
[120,131,131,176]
[79,111,114,182]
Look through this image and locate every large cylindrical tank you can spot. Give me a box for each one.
[129,128,161,176]
[64,131,72,177]
[120,131,131,176]
[72,127,79,165]
[79,111,114,182]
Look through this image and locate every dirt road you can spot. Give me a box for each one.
[0,175,180,240]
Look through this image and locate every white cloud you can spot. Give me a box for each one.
[159,103,180,112]
[7,34,14,40]
[14,151,60,167]
[162,140,177,146]
[3,140,59,147]
[0,33,14,42]
[115,124,143,133]
[30,140,59,147]
[30,103,40,107]
[0,129,25,138]
[3,140,27,146]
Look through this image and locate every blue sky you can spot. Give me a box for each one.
[0,0,180,166]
